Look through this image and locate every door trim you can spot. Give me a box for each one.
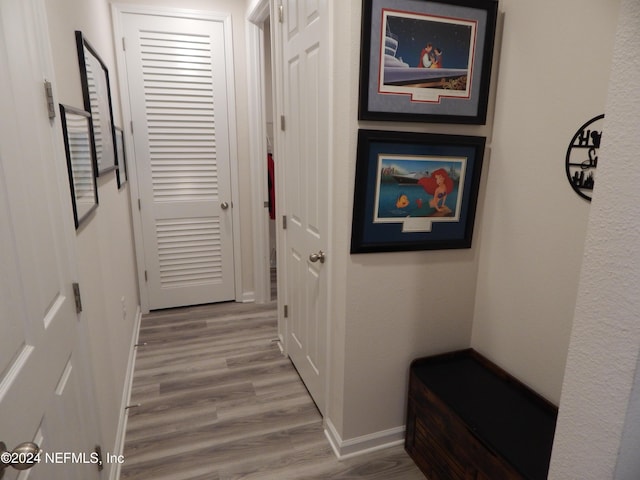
[246,2,269,305]
[111,3,243,312]
[248,0,289,347]
[247,0,273,305]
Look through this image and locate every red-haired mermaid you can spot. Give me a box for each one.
[418,169,454,214]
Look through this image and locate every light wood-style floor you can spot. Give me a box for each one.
[120,301,425,479]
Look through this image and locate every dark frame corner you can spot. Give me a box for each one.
[115,126,128,190]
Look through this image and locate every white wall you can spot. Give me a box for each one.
[549,1,640,476]
[44,0,139,471]
[615,354,640,478]
[327,0,493,442]
[44,0,255,467]
[471,0,620,404]
[326,0,621,449]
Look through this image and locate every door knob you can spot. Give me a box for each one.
[0,441,41,472]
[221,202,229,210]
[309,250,325,264]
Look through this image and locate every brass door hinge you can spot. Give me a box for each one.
[44,80,55,119]
[72,282,82,313]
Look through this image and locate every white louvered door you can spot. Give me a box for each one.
[121,12,236,310]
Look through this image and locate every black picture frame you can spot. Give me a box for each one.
[60,104,99,229]
[359,0,498,124]
[351,129,485,253]
[115,127,128,190]
[75,30,118,176]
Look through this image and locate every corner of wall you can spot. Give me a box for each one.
[469,0,620,405]
[550,2,640,476]
[324,418,405,459]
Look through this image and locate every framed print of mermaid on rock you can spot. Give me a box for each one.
[350,129,485,253]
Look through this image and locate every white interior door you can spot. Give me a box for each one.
[120,10,236,310]
[280,0,330,414]
[0,1,100,479]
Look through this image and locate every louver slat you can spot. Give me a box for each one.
[156,218,223,288]
[141,30,218,203]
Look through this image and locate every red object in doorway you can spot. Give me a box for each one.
[267,153,275,220]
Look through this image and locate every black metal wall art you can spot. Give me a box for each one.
[565,114,604,202]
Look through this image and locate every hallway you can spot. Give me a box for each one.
[120,302,424,479]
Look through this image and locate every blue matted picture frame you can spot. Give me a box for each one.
[359,0,498,124]
[350,129,485,253]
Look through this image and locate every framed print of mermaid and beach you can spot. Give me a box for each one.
[350,129,485,253]
[358,0,498,124]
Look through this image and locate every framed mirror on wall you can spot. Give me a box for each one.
[75,30,118,176]
[59,104,99,229]
[115,126,128,189]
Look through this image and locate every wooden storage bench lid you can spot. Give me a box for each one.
[411,349,558,480]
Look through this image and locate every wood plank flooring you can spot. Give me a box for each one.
[120,301,425,479]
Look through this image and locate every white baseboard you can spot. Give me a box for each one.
[324,418,406,459]
[240,290,255,303]
[109,306,142,480]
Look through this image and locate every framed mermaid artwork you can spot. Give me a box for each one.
[350,129,485,253]
[358,0,498,124]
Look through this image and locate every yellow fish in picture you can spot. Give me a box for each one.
[396,194,410,209]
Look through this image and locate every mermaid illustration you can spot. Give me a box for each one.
[418,168,454,215]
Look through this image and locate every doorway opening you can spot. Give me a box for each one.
[247,1,279,307]
[264,18,277,301]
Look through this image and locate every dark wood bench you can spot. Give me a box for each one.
[405,349,558,479]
